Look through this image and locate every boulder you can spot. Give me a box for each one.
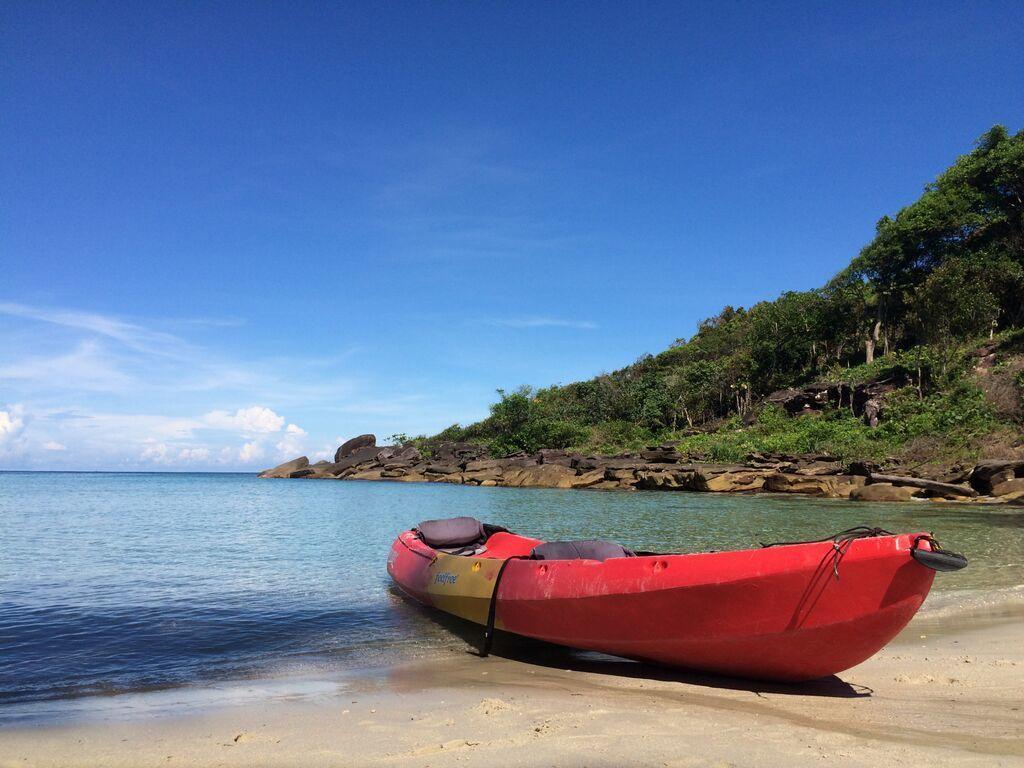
[258,456,309,478]
[576,457,646,472]
[746,456,795,470]
[639,448,684,463]
[424,463,460,475]
[850,483,920,502]
[499,456,542,469]
[502,464,577,489]
[381,461,416,470]
[289,468,316,478]
[992,478,1024,497]
[434,441,488,464]
[335,434,376,462]
[348,468,384,481]
[793,461,843,476]
[590,480,635,491]
[463,469,502,484]
[327,445,384,475]
[307,466,343,479]
[606,468,640,484]
[537,449,581,468]
[571,469,608,488]
[692,467,771,493]
[831,475,868,498]
[398,446,422,462]
[635,470,692,490]
[763,473,866,498]
[375,444,421,463]
[464,459,508,473]
[969,460,1024,494]
[847,460,881,477]
[763,473,832,497]
[986,468,1016,488]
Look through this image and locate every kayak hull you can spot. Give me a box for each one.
[387,530,936,681]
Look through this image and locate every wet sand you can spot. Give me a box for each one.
[2,603,1023,768]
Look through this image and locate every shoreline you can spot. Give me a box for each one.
[3,597,1023,767]
[260,439,1024,506]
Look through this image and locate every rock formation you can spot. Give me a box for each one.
[257,436,1023,505]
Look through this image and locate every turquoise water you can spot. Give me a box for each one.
[1,471,1022,709]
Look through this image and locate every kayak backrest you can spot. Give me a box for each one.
[531,539,635,562]
[416,516,486,548]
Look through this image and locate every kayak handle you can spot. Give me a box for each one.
[911,534,968,572]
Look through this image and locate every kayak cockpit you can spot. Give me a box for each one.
[412,516,633,561]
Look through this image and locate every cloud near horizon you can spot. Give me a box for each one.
[0,301,472,471]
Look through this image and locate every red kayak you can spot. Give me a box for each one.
[387,518,965,681]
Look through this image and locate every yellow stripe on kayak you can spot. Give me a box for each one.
[424,552,506,625]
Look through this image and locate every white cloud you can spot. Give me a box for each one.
[178,447,210,462]
[203,406,286,434]
[139,441,211,465]
[0,301,357,404]
[0,340,134,392]
[0,301,185,356]
[139,441,171,463]
[485,316,598,330]
[239,441,264,463]
[0,406,27,454]
[274,423,308,458]
[0,300,474,470]
[45,410,203,441]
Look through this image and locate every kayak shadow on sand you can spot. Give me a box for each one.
[387,587,871,699]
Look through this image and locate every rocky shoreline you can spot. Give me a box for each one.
[259,434,1024,504]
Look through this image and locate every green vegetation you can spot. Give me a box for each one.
[422,127,1024,467]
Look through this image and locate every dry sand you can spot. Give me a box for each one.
[2,602,1022,768]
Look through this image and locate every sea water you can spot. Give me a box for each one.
[2,471,1022,709]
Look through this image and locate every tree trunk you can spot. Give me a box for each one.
[865,319,882,364]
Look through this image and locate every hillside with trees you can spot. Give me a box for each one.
[423,126,1024,473]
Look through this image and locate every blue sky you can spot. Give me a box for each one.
[2,1,1022,470]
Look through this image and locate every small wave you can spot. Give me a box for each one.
[919,583,1024,619]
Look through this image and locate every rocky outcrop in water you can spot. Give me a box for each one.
[258,436,1022,504]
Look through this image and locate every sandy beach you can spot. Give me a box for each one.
[3,599,1022,768]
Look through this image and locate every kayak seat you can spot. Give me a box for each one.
[415,516,511,556]
[530,539,635,562]
[417,516,485,548]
